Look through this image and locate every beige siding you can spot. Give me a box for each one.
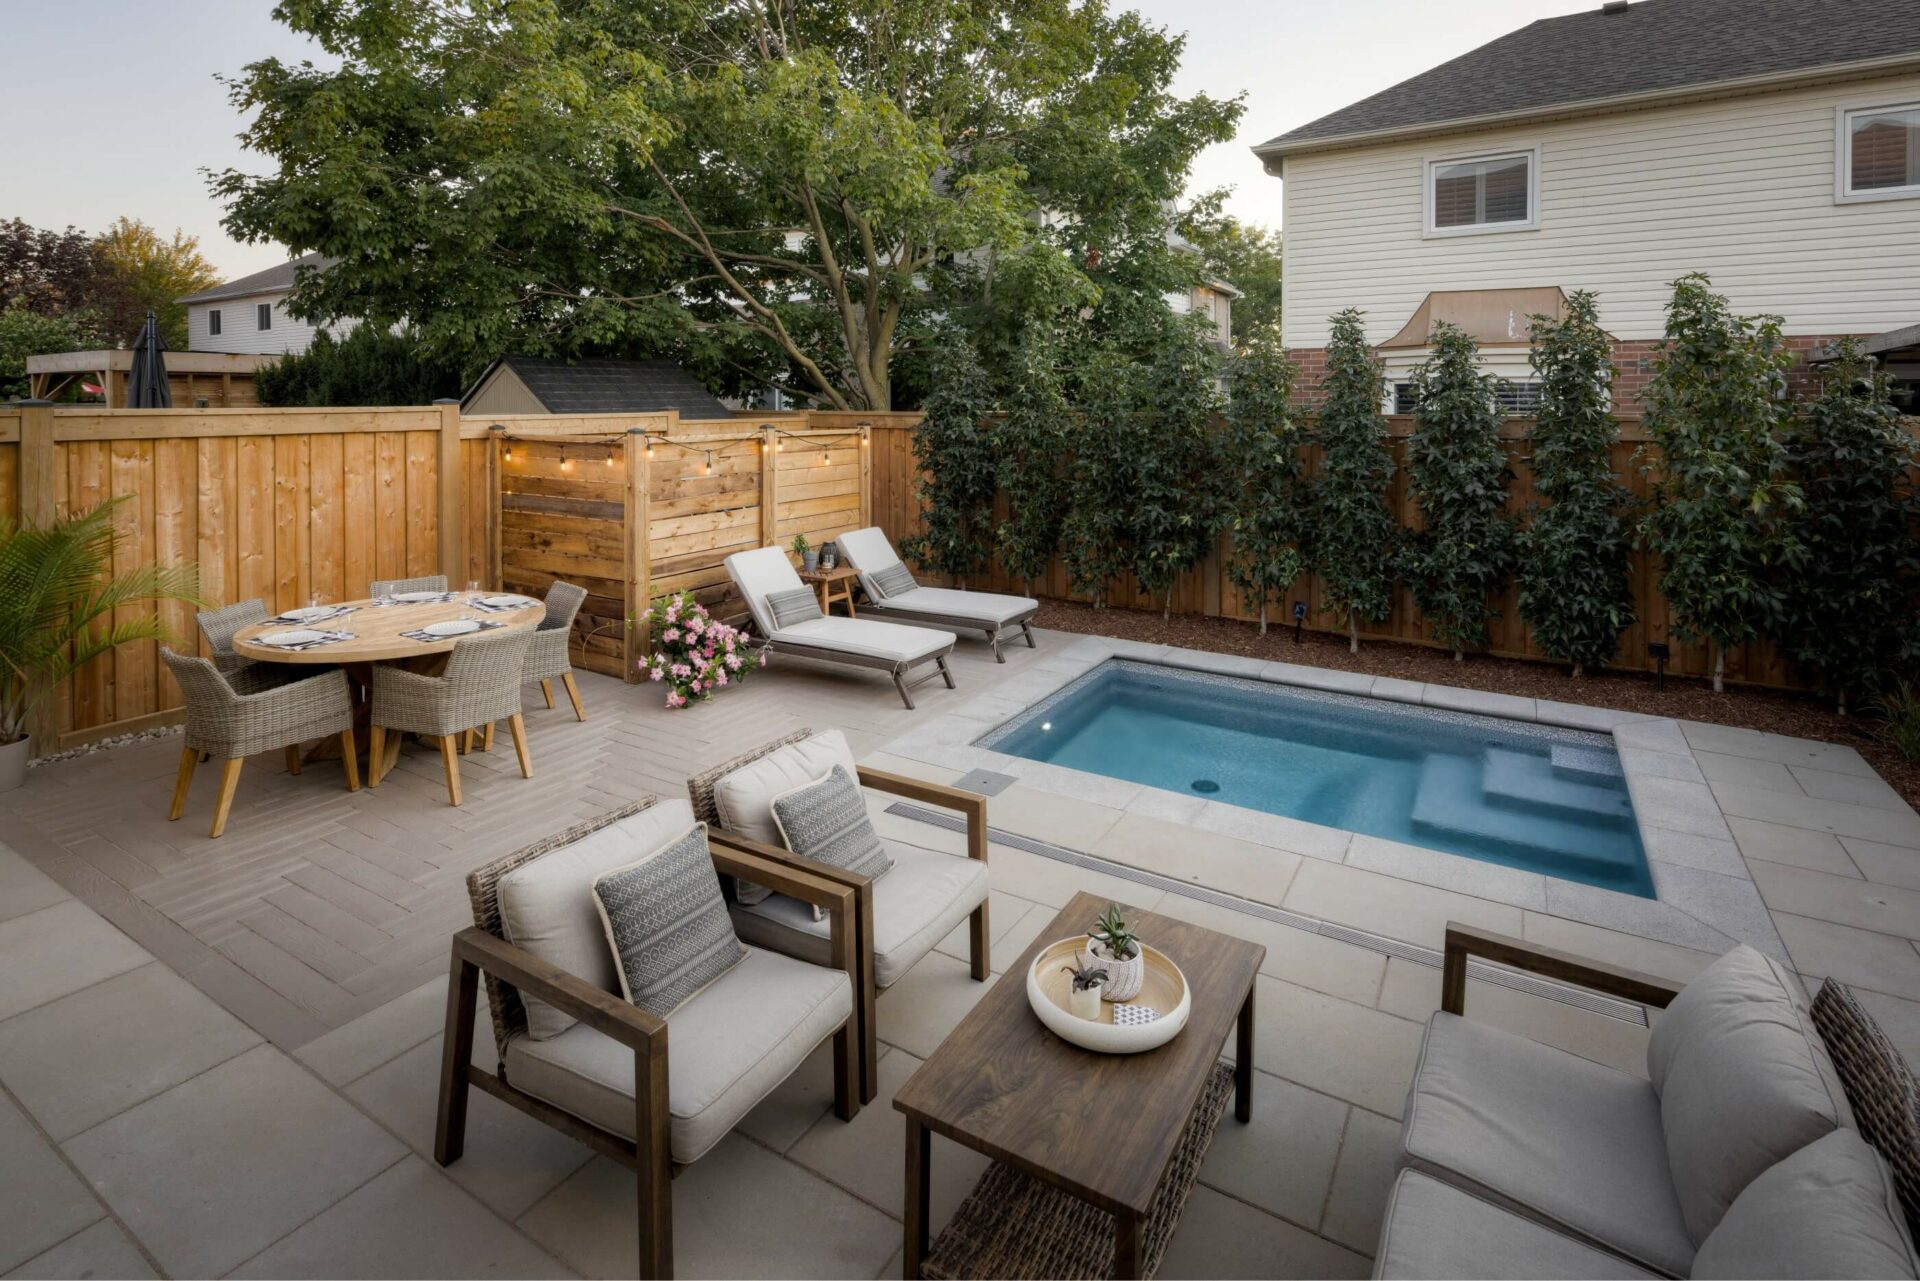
[462,365,548,416]
[187,294,358,356]
[1279,73,1920,347]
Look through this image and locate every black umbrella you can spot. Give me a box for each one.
[126,310,172,409]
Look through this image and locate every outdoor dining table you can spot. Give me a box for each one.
[231,590,547,773]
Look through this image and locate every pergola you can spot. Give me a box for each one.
[23,349,281,407]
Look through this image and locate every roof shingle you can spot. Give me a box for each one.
[175,252,337,305]
[467,356,735,420]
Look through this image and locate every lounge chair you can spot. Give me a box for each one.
[834,527,1038,662]
[723,545,957,708]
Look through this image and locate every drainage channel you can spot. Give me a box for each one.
[883,800,1651,1027]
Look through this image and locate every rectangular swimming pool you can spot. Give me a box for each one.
[981,661,1653,898]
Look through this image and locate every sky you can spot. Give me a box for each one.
[3,0,1598,283]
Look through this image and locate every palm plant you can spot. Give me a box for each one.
[0,499,201,746]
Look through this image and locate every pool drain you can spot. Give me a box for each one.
[1190,778,1220,794]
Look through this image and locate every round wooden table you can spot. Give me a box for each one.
[233,592,547,775]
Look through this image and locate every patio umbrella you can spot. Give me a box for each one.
[126,311,172,408]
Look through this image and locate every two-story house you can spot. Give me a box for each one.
[1253,0,1920,414]
[176,252,355,356]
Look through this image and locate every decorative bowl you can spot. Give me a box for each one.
[1026,937,1190,1054]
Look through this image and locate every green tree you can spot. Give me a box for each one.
[0,304,102,400]
[1313,308,1396,652]
[898,337,998,586]
[91,218,220,349]
[1188,215,1282,344]
[255,326,470,406]
[1640,274,1801,693]
[1400,322,1514,661]
[1223,336,1308,633]
[1780,340,1920,712]
[216,0,1240,410]
[1127,328,1226,618]
[996,326,1071,593]
[1517,291,1634,676]
[1060,349,1139,606]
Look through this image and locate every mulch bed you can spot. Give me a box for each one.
[1032,599,1920,813]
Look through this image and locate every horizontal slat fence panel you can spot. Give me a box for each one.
[497,436,628,679]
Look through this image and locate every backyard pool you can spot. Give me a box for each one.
[982,660,1654,897]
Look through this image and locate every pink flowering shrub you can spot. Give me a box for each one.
[638,591,764,708]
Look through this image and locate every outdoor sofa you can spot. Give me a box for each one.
[1373,924,1920,1280]
[835,526,1039,662]
[724,545,956,707]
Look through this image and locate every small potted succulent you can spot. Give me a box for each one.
[1083,904,1144,1002]
[1060,956,1109,1020]
[791,532,818,573]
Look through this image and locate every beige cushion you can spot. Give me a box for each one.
[497,799,700,1040]
[732,843,989,987]
[712,730,861,906]
[770,615,954,662]
[1692,1130,1920,1280]
[1400,1011,1695,1277]
[1374,1169,1662,1281]
[504,945,851,1163]
[1648,945,1855,1243]
[868,586,1037,627]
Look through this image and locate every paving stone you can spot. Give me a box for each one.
[1712,781,1920,847]
[1842,838,1920,892]
[0,845,69,925]
[295,972,449,1086]
[873,950,996,1059]
[1197,1069,1349,1229]
[1250,977,1424,1119]
[1282,859,1524,950]
[1159,1185,1370,1278]
[0,900,150,1023]
[1149,894,1387,1006]
[1679,722,1877,776]
[2,1218,153,1281]
[0,1093,104,1275]
[1775,914,1920,1000]
[1320,1108,1403,1255]
[1728,816,1860,877]
[1369,677,1425,705]
[1420,684,1535,722]
[1789,766,1915,815]
[1342,834,1548,912]
[1617,749,1706,784]
[1374,958,1650,1077]
[1692,751,1798,791]
[1750,862,1920,941]
[1612,719,1692,757]
[1260,662,1374,695]
[1623,775,1732,841]
[1639,827,1746,878]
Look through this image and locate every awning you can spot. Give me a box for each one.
[1810,324,1920,363]
[1381,287,1578,349]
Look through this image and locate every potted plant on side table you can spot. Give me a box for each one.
[791,533,817,573]
[0,499,200,791]
[1084,903,1145,1001]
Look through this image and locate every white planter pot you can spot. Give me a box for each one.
[1067,984,1103,1020]
[1085,940,1145,1002]
[0,736,30,794]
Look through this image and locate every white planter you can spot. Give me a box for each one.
[1067,983,1102,1020]
[0,736,30,794]
[1085,940,1145,1002]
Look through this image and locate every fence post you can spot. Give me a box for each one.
[760,424,779,549]
[18,400,60,754]
[486,424,504,591]
[858,421,872,529]
[623,429,651,683]
[434,399,463,586]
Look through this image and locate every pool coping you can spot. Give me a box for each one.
[877,634,1797,962]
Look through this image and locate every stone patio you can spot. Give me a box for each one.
[2,628,1917,1277]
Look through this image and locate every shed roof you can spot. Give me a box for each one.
[461,356,735,420]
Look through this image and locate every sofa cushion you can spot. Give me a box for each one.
[1401,1011,1695,1277]
[712,730,861,906]
[1648,944,1854,1242]
[591,826,746,1019]
[1374,1169,1662,1281]
[732,843,989,987]
[504,945,852,1163]
[1692,1130,1920,1280]
[497,799,701,1040]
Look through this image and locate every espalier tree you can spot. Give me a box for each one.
[1781,340,1920,713]
[1223,336,1309,634]
[1640,274,1802,694]
[1517,291,1634,676]
[1060,349,1139,607]
[1127,329,1227,619]
[1313,308,1397,653]
[996,326,1072,594]
[1401,321,1514,661]
[899,337,997,587]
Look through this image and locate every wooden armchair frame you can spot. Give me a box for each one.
[1441,923,1683,1017]
[690,730,991,1105]
[435,839,860,1281]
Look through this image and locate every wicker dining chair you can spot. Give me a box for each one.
[525,580,588,721]
[160,647,360,838]
[368,626,535,805]
[197,599,281,679]
[370,574,449,597]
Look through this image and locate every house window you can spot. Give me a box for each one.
[207,309,222,336]
[1393,379,1541,416]
[1841,103,1920,200]
[1425,150,1536,235]
[257,303,273,330]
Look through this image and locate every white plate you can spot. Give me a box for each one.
[259,629,325,647]
[422,619,482,637]
[394,591,443,603]
[279,606,332,622]
[482,595,528,608]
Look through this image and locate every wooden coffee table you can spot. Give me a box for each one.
[893,891,1264,1279]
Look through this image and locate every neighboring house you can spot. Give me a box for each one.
[461,356,736,422]
[1163,228,1240,351]
[1253,0,1920,414]
[176,252,355,356]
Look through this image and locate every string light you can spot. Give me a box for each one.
[702,451,713,477]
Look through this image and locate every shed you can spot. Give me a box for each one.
[461,356,734,422]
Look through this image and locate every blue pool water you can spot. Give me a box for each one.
[983,661,1654,898]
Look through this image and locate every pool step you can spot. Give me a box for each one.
[1550,744,1624,785]
[1409,755,1644,886]
[1482,748,1634,827]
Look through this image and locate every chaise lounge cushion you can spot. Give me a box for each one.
[1374,1169,1662,1281]
[769,615,953,662]
[1691,1129,1920,1280]
[504,945,852,1164]
[869,586,1037,628]
[496,799,704,1041]
[1400,1011,1695,1277]
[731,843,988,988]
[1647,944,1854,1243]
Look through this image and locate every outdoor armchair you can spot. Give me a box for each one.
[369,574,449,597]
[836,526,1039,662]
[435,796,860,1280]
[160,646,359,838]
[367,626,534,805]
[196,598,297,682]
[524,579,588,721]
[688,726,991,1103]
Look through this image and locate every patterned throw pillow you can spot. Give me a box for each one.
[591,825,747,1018]
[767,587,823,629]
[870,562,918,599]
[771,766,896,919]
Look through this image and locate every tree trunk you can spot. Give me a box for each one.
[1163,582,1174,622]
[1453,648,1463,663]
[1571,663,1584,679]
[1711,646,1725,694]
[1258,601,1268,636]
[1838,688,1848,717]
[1348,613,1359,655]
